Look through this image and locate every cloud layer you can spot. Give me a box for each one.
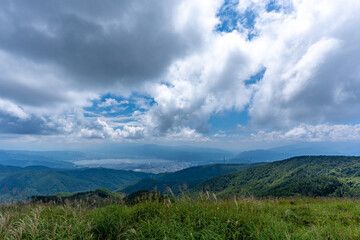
[0,0,360,146]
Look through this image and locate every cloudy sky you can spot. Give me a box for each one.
[0,0,360,150]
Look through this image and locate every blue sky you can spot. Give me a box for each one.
[0,0,360,151]
[84,94,156,118]
[216,0,258,39]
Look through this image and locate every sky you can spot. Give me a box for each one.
[0,0,360,151]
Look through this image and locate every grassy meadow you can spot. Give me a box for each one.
[1,194,360,239]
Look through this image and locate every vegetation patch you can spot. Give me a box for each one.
[2,196,360,239]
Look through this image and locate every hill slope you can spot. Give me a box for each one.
[196,156,360,197]
[0,166,152,197]
[122,163,261,194]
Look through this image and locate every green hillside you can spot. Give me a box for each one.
[122,163,261,194]
[195,156,360,197]
[0,166,152,198]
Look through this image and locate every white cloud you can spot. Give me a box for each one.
[1,0,360,144]
[142,0,360,139]
[144,31,260,135]
[0,99,29,120]
[249,0,360,128]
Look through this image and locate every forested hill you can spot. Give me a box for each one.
[0,165,152,198]
[195,156,360,197]
[122,163,261,194]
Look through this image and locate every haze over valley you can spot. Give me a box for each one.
[1,141,360,174]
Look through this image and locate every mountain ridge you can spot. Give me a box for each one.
[195,155,360,197]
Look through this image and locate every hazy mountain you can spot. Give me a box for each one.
[231,142,360,163]
[231,149,290,163]
[91,144,234,162]
[3,143,359,172]
[0,145,234,172]
[0,150,86,168]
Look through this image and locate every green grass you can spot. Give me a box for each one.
[2,196,360,239]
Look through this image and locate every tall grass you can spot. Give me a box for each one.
[1,195,360,239]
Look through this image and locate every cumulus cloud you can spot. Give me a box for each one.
[77,119,145,140]
[144,32,260,135]
[0,0,360,144]
[249,0,360,128]
[142,0,360,140]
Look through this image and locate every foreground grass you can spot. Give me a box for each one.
[1,197,360,239]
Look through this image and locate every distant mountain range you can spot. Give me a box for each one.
[0,150,86,168]
[1,142,360,171]
[89,144,235,162]
[2,155,360,201]
[0,145,234,170]
[230,142,360,163]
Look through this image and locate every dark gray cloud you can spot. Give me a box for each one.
[0,0,200,89]
[285,43,360,124]
[0,77,69,106]
[0,112,57,135]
